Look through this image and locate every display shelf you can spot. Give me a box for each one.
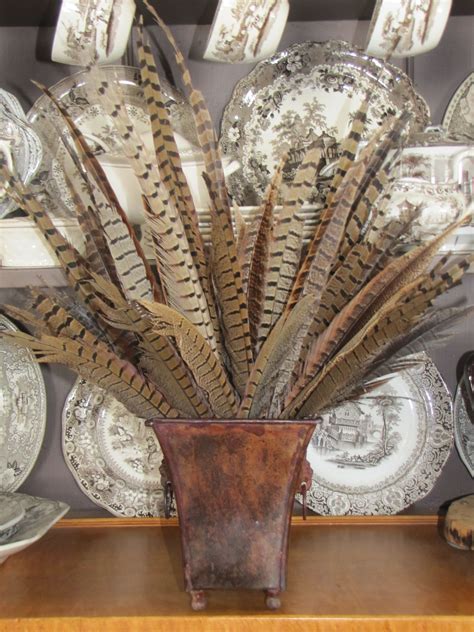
[1,0,473,27]
[0,516,473,631]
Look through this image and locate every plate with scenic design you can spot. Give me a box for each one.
[0,314,47,492]
[26,65,198,218]
[299,355,452,515]
[442,72,474,141]
[454,382,474,477]
[220,40,430,205]
[62,378,171,517]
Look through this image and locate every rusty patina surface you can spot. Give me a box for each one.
[147,419,316,609]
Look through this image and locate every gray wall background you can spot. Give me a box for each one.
[0,16,473,516]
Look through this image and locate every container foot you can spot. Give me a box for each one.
[190,590,207,611]
[265,589,281,610]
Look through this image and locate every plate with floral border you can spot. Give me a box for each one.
[0,314,47,492]
[220,40,430,205]
[26,65,198,219]
[453,381,474,478]
[298,354,453,515]
[442,72,474,141]
[62,378,173,517]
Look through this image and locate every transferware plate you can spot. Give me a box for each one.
[220,40,430,205]
[62,378,170,517]
[299,354,453,515]
[0,314,47,492]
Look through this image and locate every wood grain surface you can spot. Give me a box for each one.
[0,520,473,631]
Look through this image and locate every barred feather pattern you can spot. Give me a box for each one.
[88,275,213,417]
[204,173,253,395]
[325,101,368,207]
[284,256,470,418]
[144,0,230,221]
[142,300,238,418]
[257,146,326,347]
[247,160,284,350]
[94,74,219,353]
[2,330,179,419]
[33,80,161,302]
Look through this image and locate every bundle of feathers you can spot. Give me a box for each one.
[0,5,472,424]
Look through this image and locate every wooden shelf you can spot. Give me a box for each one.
[0,516,473,631]
[0,0,473,27]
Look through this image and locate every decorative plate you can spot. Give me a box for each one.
[299,354,453,515]
[454,382,474,478]
[0,492,69,565]
[220,40,430,205]
[26,65,198,218]
[62,378,169,517]
[442,72,474,141]
[0,314,47,492]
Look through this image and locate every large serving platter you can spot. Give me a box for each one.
[220,40,430,205]
[0,314,47,492]
[62,378,169,517]
[299,354,453,515]
[442,72,474,141]
[26,65,198,218]
[454,382,474,478]
[0,493,69,565]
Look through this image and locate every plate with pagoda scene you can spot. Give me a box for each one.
[299,354,453,515]
[220,40,430,205]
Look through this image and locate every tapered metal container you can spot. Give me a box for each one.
[147,419,316,610]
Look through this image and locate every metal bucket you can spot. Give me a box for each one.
[146,418,316,610]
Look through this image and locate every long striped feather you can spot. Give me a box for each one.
[141,300,238,418]
[2,330,179,419]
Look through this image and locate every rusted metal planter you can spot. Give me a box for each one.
[146,419,316,610]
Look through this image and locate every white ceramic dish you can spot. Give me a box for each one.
[27,66,199,220]
[366,0,452,58]
[62,378,171,517]
[220,40,430,205]
[0,493,69,565]
[204,0,289,63]
[52,0,135,65]
[299,354,453,515]
[0,314,47,492]
[442,72,474,141]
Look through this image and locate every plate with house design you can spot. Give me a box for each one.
[62,378,173,517]
[220,40,430,205]
[300,354,453,515]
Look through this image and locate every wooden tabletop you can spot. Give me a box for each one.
[0,516,473,631]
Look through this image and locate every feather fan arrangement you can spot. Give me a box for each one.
[0,5,472,424]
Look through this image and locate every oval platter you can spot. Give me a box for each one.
[220,40,430,205]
